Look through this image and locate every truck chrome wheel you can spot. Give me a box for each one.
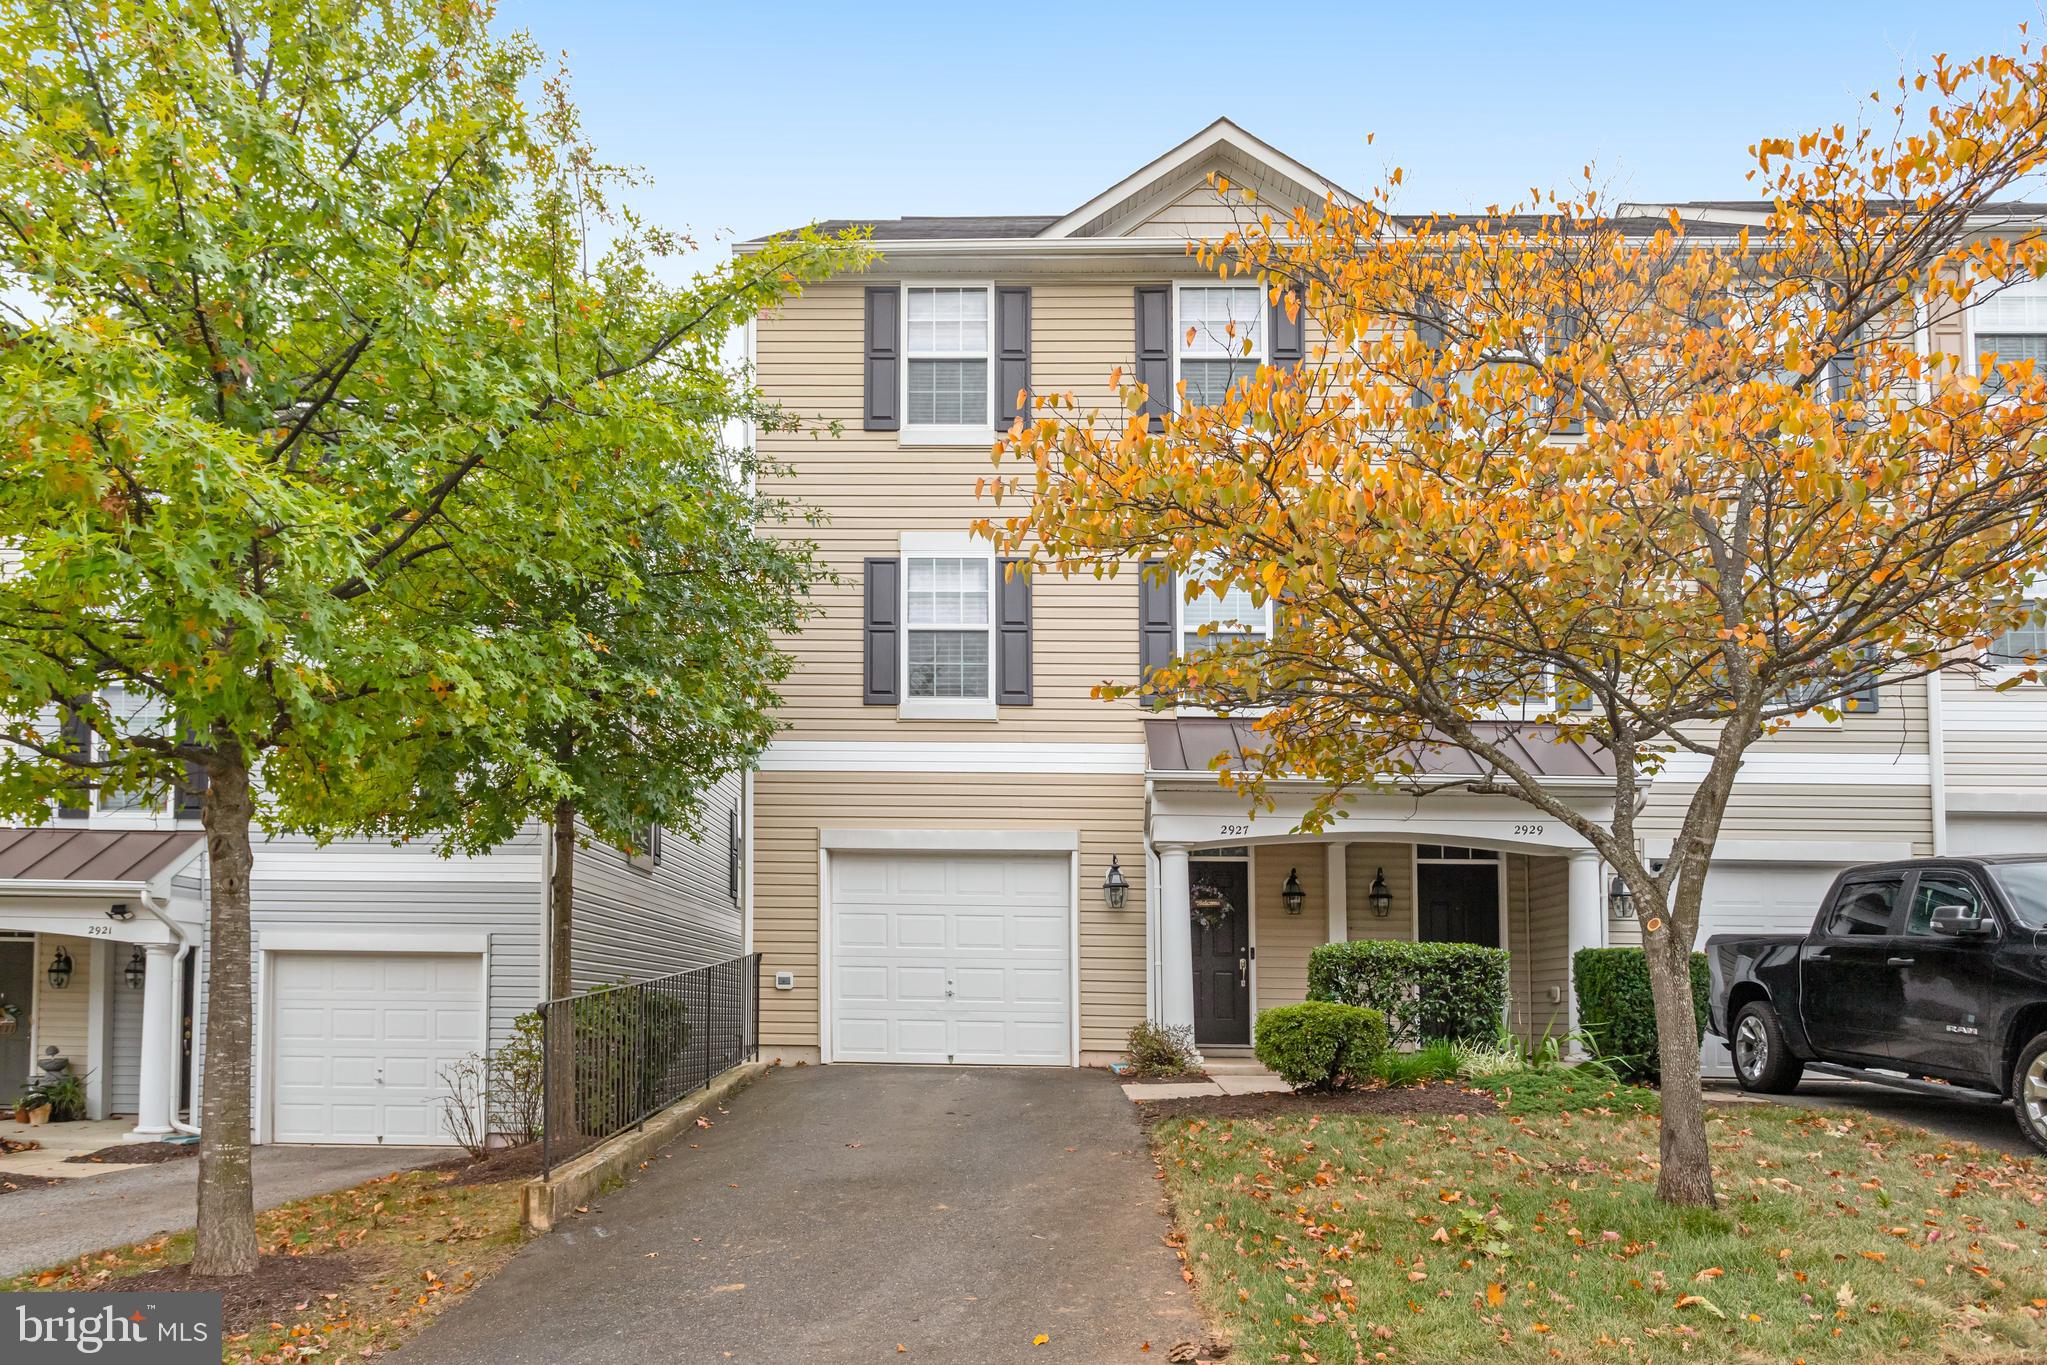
[1735,1013,1769,1081]
[2026,1053,2047,1130]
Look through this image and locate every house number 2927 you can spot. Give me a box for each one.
[1218,823,1251,837]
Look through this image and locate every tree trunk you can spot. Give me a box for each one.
[191,751,259,1277]
[545,798,577,1144]
[548,797,575,1000]
[1643,916,1717,1208]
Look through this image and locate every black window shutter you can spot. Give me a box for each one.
[1135,286,1172,431]
[864,286,900,431]
[1139,559,1177,704]
[997,557,1033,705]
[1269,287,1304,367]
[995,287,1032,429]
[649,822,664,865]
[1846,647,1882,714]
[863,557,901,705]
[56,699,89,818]
[173,717,207,819]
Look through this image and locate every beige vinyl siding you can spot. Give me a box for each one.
[30,933,91,1071]
[1508,856,1572,1046]
[1251,845,1324,1010]
[752,770,1146,1057]
[754,280,1149,743]
[1344,843,1416,939]
[1942,670,2047,789]
[1638,781,1932,852]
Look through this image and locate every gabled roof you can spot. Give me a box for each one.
[1039,118,1360,239]
[0,828,203,884]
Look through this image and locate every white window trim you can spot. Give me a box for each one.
[1171,281,1268,412]
[1172,560,1274,720]
[898,531,999,721]
[1961,274,2047,398]
[898,281,995,446]
[1978,584,2047,689]
[85,690,176,825]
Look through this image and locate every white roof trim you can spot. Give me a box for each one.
[1039,117,1358,240]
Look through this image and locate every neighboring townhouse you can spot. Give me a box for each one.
[0,748,748,1145]
[738,118,2040,1073]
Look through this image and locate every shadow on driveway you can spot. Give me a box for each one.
[398,1065,1200,1364]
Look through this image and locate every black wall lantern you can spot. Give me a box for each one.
[1609,875,1636,919]
[46,947,73,990]
[124,947,146,991]
[1280,868,1306,915]
[1368,869,1393,918]
[1101,854,1130,910]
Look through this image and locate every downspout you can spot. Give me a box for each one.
[140,891,200,1136]
[1926,670,1948,856]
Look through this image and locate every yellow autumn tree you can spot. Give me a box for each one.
[983,40,2047,1207]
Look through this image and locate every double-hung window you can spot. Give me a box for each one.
[93,685,164,816]
[902,539,995,717]
[903,285,992,439]
[1176,284,1264,408]
[1179,573,1270,657]
[1986,606,2047,674]
[1970,276,2047,395]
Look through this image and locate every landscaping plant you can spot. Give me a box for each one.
[1573,947,1710,1084]
[987,30,2047,1207]
[1123,1020,1201,1079]
[0,0,856,1273]
[1253,1002,1388,1090]
[1306,940,1509,1046]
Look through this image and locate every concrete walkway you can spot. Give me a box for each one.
[398,1066,1201,1364]
[0,1144,447,1278]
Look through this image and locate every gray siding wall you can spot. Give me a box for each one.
[569,770,745,991]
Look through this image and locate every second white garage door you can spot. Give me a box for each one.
[1693,861,1844,1075]
[829,852,1072,1065]
[269,952,484,1145]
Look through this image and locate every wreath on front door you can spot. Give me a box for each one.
[1190,881,1233,932]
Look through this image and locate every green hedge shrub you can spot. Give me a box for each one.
[1254,1002,1390,1091]
[1306,940,1510,1046]
[1571,947,1709,1083]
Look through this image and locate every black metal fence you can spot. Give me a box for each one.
[539,953,760,1174]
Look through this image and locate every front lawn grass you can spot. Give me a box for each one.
[4,1164,527,1362]
[1154,1095,2047,1362]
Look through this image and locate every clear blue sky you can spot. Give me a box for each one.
[498,0,2035,253]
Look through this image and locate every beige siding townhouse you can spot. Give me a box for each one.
[737,119,2040,1072]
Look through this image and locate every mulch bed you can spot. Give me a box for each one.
[423,1142,542,1188]
[0,1169,64,1195]
[1134,1082,1500,1126]
[113,1255,362,1337]
[66,1141,197,1166]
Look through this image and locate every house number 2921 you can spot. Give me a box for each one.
[1218,823,1251,837]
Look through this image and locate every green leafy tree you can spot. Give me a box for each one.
[0,0,853,1275]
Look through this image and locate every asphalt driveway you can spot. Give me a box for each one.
[0,1144,447,1278]
[1740,1079,2037,1158]
[399,1065,1201,1364]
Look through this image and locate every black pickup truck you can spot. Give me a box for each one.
[1707,856,2047,1153]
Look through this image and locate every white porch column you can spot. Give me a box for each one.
[126,943,179,1142]
[1156,843,1196,1038]
[1565,851,1604,1037]
[1325,842,1347,945]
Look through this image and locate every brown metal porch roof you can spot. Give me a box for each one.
[0,828,203,883]
[1145,717,1615,782]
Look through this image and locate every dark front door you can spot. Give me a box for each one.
[0,939,31,1086]
[1417,863,1501,946]
[1190,860,1251,1046]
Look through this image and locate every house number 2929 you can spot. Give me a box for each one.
[1512,824,1546,837]
[1218,823,1251,837]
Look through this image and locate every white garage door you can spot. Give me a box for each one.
[830,852,1071,1065]
[1694,862,1843,1075]
[270,952,483,1145]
